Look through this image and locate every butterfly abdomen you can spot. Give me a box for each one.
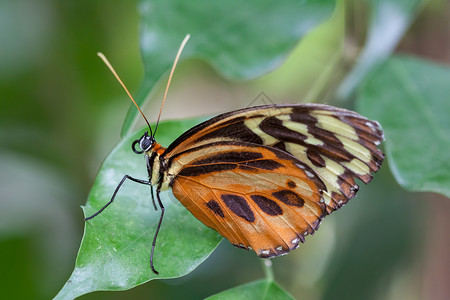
[146,142,168,188]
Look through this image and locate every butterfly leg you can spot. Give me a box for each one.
[150,188,165,275]
[85,175,151,221]
[150,187,157,210]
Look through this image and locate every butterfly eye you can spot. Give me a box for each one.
[131,132,154,154]
[140,135,154,152]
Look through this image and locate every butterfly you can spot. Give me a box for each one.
[86,102,384,273]
[85,36,384,274]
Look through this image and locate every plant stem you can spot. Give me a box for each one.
[260,258,274,282]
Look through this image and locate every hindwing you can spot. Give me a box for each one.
[170,142,327,257]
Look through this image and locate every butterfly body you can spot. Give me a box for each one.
[136,103,384,259]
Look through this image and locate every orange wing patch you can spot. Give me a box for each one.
[170,142,326,257]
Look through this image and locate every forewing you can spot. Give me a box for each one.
[170,142,327,257]
[165,104,384,213]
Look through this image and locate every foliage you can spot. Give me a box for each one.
[358,56,450,198]
[2,0,448,299]
[56,119,223,300]
[55,0,450,298]
[122,0,336,136]
[206,279,294,300]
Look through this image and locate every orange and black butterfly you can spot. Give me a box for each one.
[86,36,384,274]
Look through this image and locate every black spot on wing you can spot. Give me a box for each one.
[178,163,236,177]
[306,126,351,162]
[206,200,225,218]
[222,194,255,222]
[192,151,263,165]
[272,141,287,152]
[337,170,359,197]
[272,190,305,207]
[289,108,319,123]
[259,116,308,143]
[306,148,326,167]
[331,191,349,206]
[196,117,264,145]
[250,195,283,216]
[287,180,296,188]
[243,159,283,170]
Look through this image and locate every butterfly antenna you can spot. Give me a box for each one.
[97,52,153,135]
[153,34,190,137]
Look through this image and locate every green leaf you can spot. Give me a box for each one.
[357,56,450,198]
[252,0,345,102]
[55,117,222,299]
[122,0,336,136]
[206,279,294,300]
[336,0,424,100]
[321,166,421,299]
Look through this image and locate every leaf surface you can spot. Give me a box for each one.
[56,117,222,299]
[122,0,336,135]
[206,279,294,300]
[358,56,450,198]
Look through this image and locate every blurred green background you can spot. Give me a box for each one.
[1,0,449,299]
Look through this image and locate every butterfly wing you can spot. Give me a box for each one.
[170,141,327,257]
[164,104,384,214]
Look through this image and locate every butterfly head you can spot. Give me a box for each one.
[132,131,155,154]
